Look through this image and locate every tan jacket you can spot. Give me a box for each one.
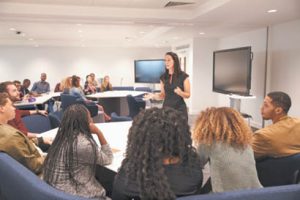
[252,116,300,159]
[0,124,44,175]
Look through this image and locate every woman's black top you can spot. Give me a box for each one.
[112,162,203,200]
[160,71,189,114]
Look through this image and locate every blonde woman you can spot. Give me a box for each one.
[193,107,262,193]
[100,75,112,92]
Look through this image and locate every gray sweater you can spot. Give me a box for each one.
[196,143,262,193]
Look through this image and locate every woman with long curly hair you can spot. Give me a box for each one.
[43,104,113,199]
[193,107,262,193]
[112,107,203,200]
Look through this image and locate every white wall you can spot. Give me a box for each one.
[268,19,300,117]
[217,28,268,128]
[0,46,169,89]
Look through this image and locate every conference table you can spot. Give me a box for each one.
[86,91,147,116]
[41,121,132,172]
[14,92,61,107]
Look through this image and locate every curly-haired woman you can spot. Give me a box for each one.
[193,107,262,193]
[112,107,203,200]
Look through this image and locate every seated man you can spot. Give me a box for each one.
[31,73,50,94]
[0,81,52,151]
[252,91,300,159]
[0,92,43,175]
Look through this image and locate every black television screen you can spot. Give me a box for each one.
[213,46,252,96]
[134,59,165,83]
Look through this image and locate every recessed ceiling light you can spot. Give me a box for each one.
[21,33,26,37]
[139,31,145,34]
[76,23,82,26]
[267,9,277,13]
[78,30,82,33]
[28,38,34,41]
[9,28,16,31]
[199,32,205,35]
[172,36,179,40]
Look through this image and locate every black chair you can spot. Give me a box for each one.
[0,152,89,200]
[60,93,98,117]
[126,95,145,118]
[256,153,300,187]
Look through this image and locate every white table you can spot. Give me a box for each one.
[14,92,61,107]
[41,121,131,172]
[86,91,147,116]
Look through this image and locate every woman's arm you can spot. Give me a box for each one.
[174,77,190,99]
[144,80,165,100]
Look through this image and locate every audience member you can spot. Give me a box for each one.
[13,80,21,91]
[193,107,262,193]
[31,72,50,94]
[43,104,113,199]
[70,75,111,121]
[84,74,97,94]
[61,76,72,94]
[90,73,99,87]
[20,78,31,98]
[0,92,44,175]
[252,91,300,159]
[144,52,190,119]
[100,75,112,92]
[0,81,52,151]
[112,107,203,200]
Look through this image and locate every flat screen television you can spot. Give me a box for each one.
[213,46,252,96]
[134,59,165,83]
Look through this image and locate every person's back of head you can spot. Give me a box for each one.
[122,107,197,200]
[43,104,97,185]
[193,107,252,149]
[267,91,291,114]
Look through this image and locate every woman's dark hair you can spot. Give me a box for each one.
[43,104,97,186]
[71,75,80,87]
[121,107,199,200]
[162,52,182,82]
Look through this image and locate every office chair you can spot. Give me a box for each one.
[256,153,300,187]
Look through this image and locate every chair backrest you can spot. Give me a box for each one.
[22,115,52,133]
[0,152,89,200]
[176,184,300,200]
[134,87,152,92]
[60,93,79,111]
[48,111,62,129]
[60,94,98,117]
[256,153,300,187]
[110,112,132,122]
[126,95,146,118]
[112,86,134,91]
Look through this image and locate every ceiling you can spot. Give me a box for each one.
[0,0,299,48]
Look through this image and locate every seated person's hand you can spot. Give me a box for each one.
[42,136,53,145]
[37,110,48,116]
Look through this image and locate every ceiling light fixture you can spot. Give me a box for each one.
[78,30,82,33]
[28,38,34,41]
[199,32,205,35]
[9,28,16,31]
[267,9,277,13]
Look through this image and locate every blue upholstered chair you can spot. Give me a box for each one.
[176,184,300,200]
[48,111,62,128]
[134,87,152,92]
[112,86,134,91]
[256,153,300,187]
[0,152,89,200]
[126,95,145,118]
[22,115,53,133]
[60,93,98,117]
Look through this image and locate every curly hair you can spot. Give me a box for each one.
[193,107,252,149]
[121,107,199,200]
[43,104,97,187]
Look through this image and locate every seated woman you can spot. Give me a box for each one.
[112,107,203,200]
[43,104,113,199]
[84,74,97,95]
[70,75,111,121]
[100,75,112,92]
[193,107,262,193]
